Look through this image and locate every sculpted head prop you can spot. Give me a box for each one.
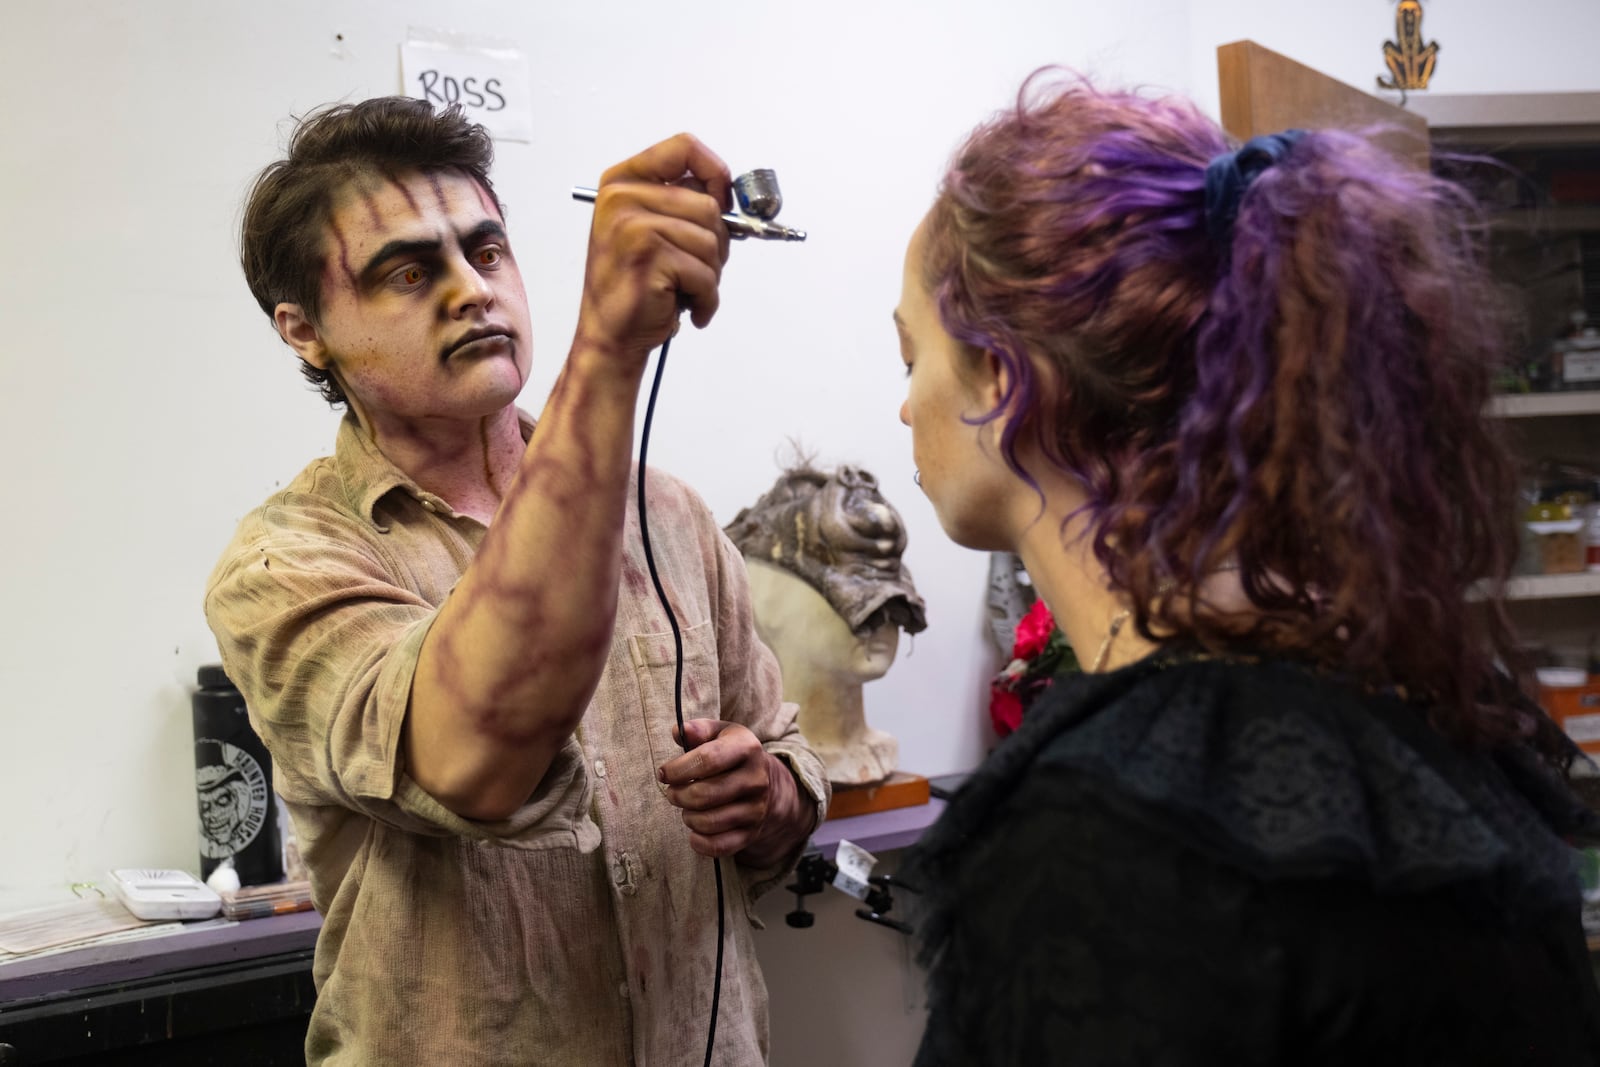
[725,464,927,637]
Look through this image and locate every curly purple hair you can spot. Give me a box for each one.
[923,70,1533,751]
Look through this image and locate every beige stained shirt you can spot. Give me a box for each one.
[204,411,829,1067]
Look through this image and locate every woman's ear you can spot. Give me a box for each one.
[963,348,1010,419]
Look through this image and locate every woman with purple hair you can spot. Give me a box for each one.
[897,71,1600,1065]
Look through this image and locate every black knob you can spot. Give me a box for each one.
[0,1042,20,1065]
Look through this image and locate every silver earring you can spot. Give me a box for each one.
[913,470,922,486]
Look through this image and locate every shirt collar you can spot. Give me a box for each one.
[332,408,536,530]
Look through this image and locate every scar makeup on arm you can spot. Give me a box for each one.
[418,353,641,754]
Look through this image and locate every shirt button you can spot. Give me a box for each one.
[613,852,637,895]
[618,981,630,999]
[420,499,436,513]
[594,759,607,779]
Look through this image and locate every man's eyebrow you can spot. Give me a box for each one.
[357,237,441,284]
[355,220,510,285]
[461,219,508,246]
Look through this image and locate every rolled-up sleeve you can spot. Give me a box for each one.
[204,496,590,845]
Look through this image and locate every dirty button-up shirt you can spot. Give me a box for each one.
[204,412,830,1067]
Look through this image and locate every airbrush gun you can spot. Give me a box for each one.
[571,168,807,242]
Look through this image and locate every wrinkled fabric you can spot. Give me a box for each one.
[205,411,829,1067]
[907,650,1600,1066]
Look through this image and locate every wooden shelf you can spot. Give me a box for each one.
[1409,91,1600,147]
[1488,392,1600,417]
[1491,206,1600,235]
[1471,573,1600,602]
[1505,572,1600,601]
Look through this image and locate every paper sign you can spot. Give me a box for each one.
[400,28,532,143]
[831,840,878,902]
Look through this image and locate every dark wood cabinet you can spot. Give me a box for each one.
[0,914,318,1065]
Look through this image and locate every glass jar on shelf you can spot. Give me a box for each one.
[1549,312,1600,393]
[1526,501,1586,574]
[1523,463,1599,574]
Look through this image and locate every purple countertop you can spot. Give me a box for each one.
[0,803,945,1003]
[811,798,946,859]
[0,910,321,1003]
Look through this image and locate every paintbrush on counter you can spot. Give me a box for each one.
[219,880,315,921]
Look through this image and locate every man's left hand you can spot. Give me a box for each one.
[659,720,811,862]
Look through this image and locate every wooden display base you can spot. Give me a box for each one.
[824,772,930,821]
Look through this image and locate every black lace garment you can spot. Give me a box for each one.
[904,651,1600,1066]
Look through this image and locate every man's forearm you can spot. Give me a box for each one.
[407,345,643,819]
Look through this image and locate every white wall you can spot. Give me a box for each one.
[0,2,1191,897]
[3,1,1596,1062]
[1185,0,1600,121]
[753,850,928,1067]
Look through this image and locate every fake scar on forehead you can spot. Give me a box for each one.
[423,168,500,220]
[471,180,498,219]
[392,178,420,215]
[328,224,357,292]
[355,174,421,217]
[324,172,505,294]
[359,190,385,229]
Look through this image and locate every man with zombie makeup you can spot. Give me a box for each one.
[204,97,827,1066]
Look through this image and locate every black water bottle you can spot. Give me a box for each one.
[191,665,284,886]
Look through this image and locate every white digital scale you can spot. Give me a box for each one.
[108,868,223,921]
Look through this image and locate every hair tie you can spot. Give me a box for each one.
[1203,129,1307,242]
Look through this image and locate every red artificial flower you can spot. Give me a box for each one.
[1011,598,1056,661]
[989,685,1024,738]
[987,595,1080,738]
